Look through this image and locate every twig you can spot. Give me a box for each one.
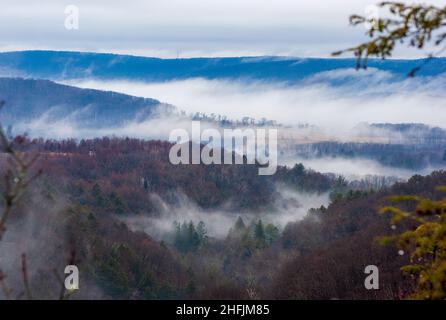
[0,102,42,241]
[53,268,66,300]
[0,269,12,299]
[21,254,32,300]
[0,101,42,300]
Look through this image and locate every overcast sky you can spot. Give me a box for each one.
[0,0,444,58]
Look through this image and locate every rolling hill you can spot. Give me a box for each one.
[0,50,445,82]
[0,77,168,128]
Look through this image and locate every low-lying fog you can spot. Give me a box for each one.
[121,187,330,240]
[65,68,446,130]
[280,156,437,181]
[10,67,446,181]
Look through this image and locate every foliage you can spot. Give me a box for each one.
[330,189,372,204]
[334,1,446,75]
[379,186,446,299]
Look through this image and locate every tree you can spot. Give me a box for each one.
[234,216,246,231]
[187,221,201,251]
[379,187,446,299]
[0,105,42,241]
[0,101,74,300]
[196,221,208,247]
[173,221,202,253]
[291,163,305,177]
[0,101,41,299]
[108,191,126,215]
[264,223,280,245]
[334,2,446,76]
[91,183,105,207]
[254,220,266,247]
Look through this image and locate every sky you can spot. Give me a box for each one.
[1,0,444,58]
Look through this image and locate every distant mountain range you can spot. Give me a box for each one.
[0,77,166,128]
[0,50,445,82]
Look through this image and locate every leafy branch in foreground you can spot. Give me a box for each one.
[333,1,446,76]
[378,186,446,299]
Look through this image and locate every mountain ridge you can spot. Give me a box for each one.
[1,50,445,82]
[0,77,167,128]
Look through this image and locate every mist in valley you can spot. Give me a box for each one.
[3,67,442,182]
[121,186,330,241]
[280,156,438,180]
[65,68,446,130]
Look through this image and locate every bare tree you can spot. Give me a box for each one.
[0,102,42,241]
[0,100,43,299]
[0,101,78,300]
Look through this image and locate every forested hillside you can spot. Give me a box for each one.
[2,137,444,299]
[0,78,167,128]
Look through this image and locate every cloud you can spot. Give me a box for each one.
[1,0,444,57]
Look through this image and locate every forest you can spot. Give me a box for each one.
[1,136,444,299]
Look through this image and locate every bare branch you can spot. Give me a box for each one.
[21,254,32,300]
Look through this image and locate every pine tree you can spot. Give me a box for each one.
[187,221,200,252]
[265,223,280,245]
[91,183,105,207]
[234,216,246,231]
[196,221,208,247]
[254,220,266,247]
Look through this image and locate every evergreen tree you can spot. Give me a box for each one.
[254,220,266,247]
[264,223,280,245]
[291,163,305,177]
[187,221,200,251]
[196,221,208,247]
[234,216,246,231]
[91,183,105,207]
[109,191,126,214]
[173,221,202,252]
